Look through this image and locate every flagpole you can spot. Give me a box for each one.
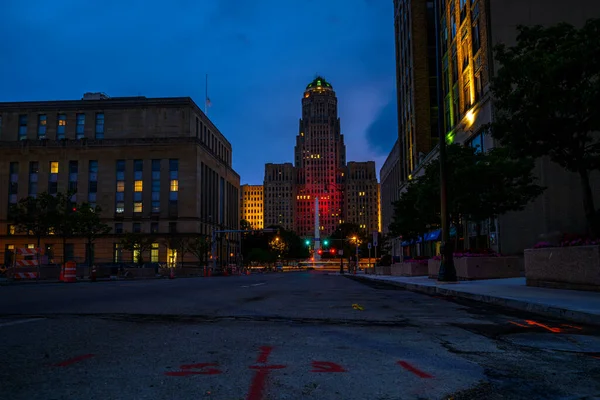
[205,74,208,116]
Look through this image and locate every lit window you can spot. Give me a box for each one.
[50,161,59,174]
[9,225,15,235]
[151,243,159,262]
[170,179,178,192]
[134,202,143,213]
[116,203,125,213]
[116,181,125,192]
[134,180,143,192]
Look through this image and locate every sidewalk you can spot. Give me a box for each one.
[348,274,600,326]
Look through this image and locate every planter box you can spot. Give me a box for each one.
[400,262,428,276]
[375,266,391,275]
[390,263,403,276]
[428,259,441,279]
[525,245,600,291]
[455,256,522,280]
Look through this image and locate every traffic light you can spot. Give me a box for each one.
[323,239,329,246]
[305,239,310,246]
[318,249,323,255]
[330,248,336,254]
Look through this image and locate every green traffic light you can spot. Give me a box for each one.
[323,240,329,246]
[305,239,310,246]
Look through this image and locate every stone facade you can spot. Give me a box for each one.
[0,95,240,266]
[380,140,402,256]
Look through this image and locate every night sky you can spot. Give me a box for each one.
[0,0,397,185]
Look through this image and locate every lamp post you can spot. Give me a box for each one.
[434,0,457,282]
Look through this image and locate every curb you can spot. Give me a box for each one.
[348,275,600,327]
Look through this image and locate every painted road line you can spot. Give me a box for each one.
[397,361,434,378]
[241,282,267,288]
[53,354,95,367]
[0,318,44,328]
[247,346,287,400]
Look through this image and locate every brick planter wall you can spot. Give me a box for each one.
[455,257,522,280]
[525,246,600,291]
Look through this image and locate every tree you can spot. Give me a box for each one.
[490,19,600,234]
[74,203,111,267]
[187,235,211,266]
[9,192,56,248]
[390,144,544,249]
[120,232,154,265]
[240,219,252,231]
[50,192,79,264]
[162,236,191,267]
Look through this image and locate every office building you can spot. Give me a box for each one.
[263,163,295,230]
[240,184,264,230]
[0,94,240,266]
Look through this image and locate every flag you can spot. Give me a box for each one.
[206,97,212,107]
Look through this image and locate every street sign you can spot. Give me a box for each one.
[368,243,372,250]
[373,231,378,247]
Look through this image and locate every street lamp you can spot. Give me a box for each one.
[434,0,457,282]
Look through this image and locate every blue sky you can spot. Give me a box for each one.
[0,0,397,185]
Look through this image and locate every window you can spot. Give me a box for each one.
[151,243,159,262]
[18,115,27,140]
[37,115,47,139]
[69,160,78,174]
[76,113,85,139]
[170,180,178,192]
[116,181,125,192]
[29,161,39,174]
[50,161,59,174]
[472,21,481,54]
[469,131,485,153]
[113,243,122,262]
[169,159,179,179]
[95,113,104,139]
[89,160,99,173]
[116,159,125,180]
[169,222,177,233]
[152,159,160,177]
[464,82,471,110]
[134,202,142,213]
[116,202,125,214]
[57,114,66,139]
[474,74,482,102]
[133,223,141,233]
[134,159,143,180]
[134,180,143,192]
[151,222,159,233]
[462,40,469,70]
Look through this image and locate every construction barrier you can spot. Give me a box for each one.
[14,272,39,280]
[62,261,77,283]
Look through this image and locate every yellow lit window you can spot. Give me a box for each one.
[9,225,15,235]
[50,162,59,174]
[170,179,179,192]
[58,119,66,126]
[117,181,125,192]
[134,202,142,212]
[134,180,143,192]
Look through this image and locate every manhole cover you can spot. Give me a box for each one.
[506,333,600,353]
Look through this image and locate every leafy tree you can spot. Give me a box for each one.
[50,192,79,264]
[328,223,367,260]
[390,144,544,249]
[187,235,211,265]
[490,19,600,234]
[8,192,56,248]
[240,219,252,231]
[74,203,111,266]
[120,232,154,265]
[162,236,191,267]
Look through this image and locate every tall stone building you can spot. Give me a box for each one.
[387,0,600,255]
[263,77,380,238]
[240,184,263,229]
[0,94,240,266]
[380,140,402,256]
[263,163,295,230]
[345,162,379,235]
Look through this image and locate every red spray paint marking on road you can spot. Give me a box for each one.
[53,354,95,367]
[397,361,433,379]
[311,361,347,373]
[165,363,222,376]
[246,346,287,400]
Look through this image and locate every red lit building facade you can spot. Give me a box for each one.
[261,77,380,238]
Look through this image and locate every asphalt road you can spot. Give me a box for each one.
[1,271,599,400]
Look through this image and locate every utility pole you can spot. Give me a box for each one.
[434,0,457,282]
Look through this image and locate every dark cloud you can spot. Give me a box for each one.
[365,98,398,155]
